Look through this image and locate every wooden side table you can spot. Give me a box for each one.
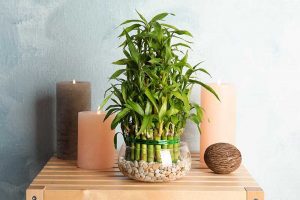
[26,153,263,200]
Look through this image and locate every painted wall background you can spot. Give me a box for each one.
[0,0,299,199]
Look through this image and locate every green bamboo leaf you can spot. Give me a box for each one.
[111,108,131,129]
[182,51,188,63]
[164,46,172,61]
[105,104,120,111]
[185,68,195,79]
[111,98,120,106]
[185,67,211,79]
[152,22,163,43]
[171,115,179,125]
[138,115,153,134]
[121,82,127,102]
[123,49,131,59]
[193,61,205,68]
[119,40,127,48]
[173,35,193,43]
[148,57,162,65]
[185,63,193,69]
[158,97,167,121]
[120,19,144,26]
[145,100,152,115]
[173,30,193,37]
[136,10,148,25]
[145,88,159,112]
[172,43,191,49]
[112,85,124,103]
[166,107,179,116]
[126,100,144,116]
[112,59,129,65]
[104,86,112,97]
[189,113,200,124]
[99,94,112,111]
[125,31,139,64]
[109,69,126,79]
[104,108,119,121]
[197,68,212,77]
[189,79,220,100]
[175,51,188,69]
[161,23,179,30]
[192,103,204,122]
[114,132,122,149]
[172,91,190,112]
[150,13,173,23]
[189,113,201,133]
[118,24,141,37]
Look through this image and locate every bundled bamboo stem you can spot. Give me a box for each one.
[130,134,135,161]
[167,135,174,162]
[173,136,179,162]
[154,130,162,162]
[147,130,154,162]
[141,134,147,161]
[162,134,168,150]
[135,135,141,161]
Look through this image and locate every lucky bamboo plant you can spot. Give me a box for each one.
[101,11,218,163]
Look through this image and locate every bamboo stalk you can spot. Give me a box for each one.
[135,135,141,161]
[141,134,147,161]
[154,129,161,162]
[130,134,135,161]
[162,133,168,150]
[167,135,174,162]
[173,135,179,162]
[125,147,131,161]
[147,130,154,162]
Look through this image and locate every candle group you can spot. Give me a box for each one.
[56,81,91,160]
[200,83,236,167]
[77,111,115,169]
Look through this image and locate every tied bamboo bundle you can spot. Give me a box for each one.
[124,133,181,162]
[100,11,219,172]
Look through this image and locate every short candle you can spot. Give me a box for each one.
[77,111,115,170]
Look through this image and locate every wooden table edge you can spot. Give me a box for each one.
[244,187,264,200]
[26,153,264,200]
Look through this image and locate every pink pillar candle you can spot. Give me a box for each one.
[78,111,115,170]
[200,83,236,168]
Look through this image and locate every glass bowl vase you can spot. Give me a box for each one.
[118,142,191,182]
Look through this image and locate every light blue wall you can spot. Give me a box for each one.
[0,0,300,199]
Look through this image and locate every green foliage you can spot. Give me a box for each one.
[102,11,218,143]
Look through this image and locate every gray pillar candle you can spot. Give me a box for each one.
[56,80,91,160]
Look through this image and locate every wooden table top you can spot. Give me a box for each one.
[26,153,264,200]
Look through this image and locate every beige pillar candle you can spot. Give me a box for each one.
[78,111,115,170]
[56,80,91,160]
[200,83,236,168]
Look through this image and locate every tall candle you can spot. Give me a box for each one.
[56,81,91,160]
[77,111,115,169]
[200,83,236,167]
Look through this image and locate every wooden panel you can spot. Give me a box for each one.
[26,153,263,200]
[44,190,246,200]
[245,187,264,200]
[26,186,45,200]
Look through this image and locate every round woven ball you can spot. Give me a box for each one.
[204,143,242,174]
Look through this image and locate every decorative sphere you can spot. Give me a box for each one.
[204,143,242,174]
